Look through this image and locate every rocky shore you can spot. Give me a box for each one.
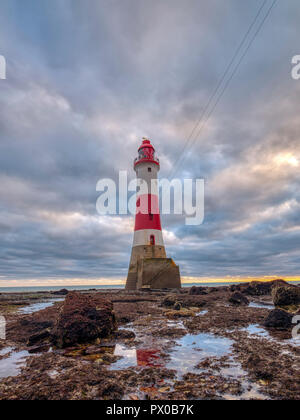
[0,280,299,400]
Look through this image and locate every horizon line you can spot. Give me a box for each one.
[0,276,299,288]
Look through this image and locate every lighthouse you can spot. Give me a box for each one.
[126,138,181,290]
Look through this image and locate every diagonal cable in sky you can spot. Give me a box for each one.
[169,0,278,179]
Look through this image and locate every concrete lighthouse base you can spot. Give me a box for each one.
[126,258,181,290]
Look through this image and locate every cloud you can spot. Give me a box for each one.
[0,0,299,284]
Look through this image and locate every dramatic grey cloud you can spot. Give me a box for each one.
[0,0,299,285]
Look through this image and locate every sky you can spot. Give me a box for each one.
[0,0,299,286]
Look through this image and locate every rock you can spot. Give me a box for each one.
[153,327,186,338]
[272,286,300,307]
[52,289,69,296]
[117,316,131,324]
[28,344,50,354]
[51,292,117,348]
[162,295,176,307]
[84,344,114,355]
[102,353,119,363]
[228,292,249,306]
[115,329,135,339]
[229,284,241,292]
[246,354,262,369]
[164,308,197,318]
[27,330,51,346]
[20,320,52,329]
[173,302,182,311]
[170,289,181,294]
[242,280,288,296]
[189,286,208,296]
[263,309,293,330]
[244,354,273,381]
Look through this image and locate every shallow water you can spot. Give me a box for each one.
[47,369,60,379]
[249,302,274,310]
[246,324,270,338]
[18,298,64,315]
[166,333,233,376]
[197,310,208,316]
[0,347,13,357]
[112,344,137,369]
[220,360,246,380]
[224,382,268,400]
[112,321,233,378]
[166,319,186,329]
[0,349,30,379]
[289,336,300,345]
[220,359,268,400]
[245,324,300,347]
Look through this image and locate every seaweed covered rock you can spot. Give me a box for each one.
[51,292,116,348]
[242,280,288,296]
[245,354,274,381]
[27,330,51,347]
[115,329,136,340]
[229,284,241,292]
[52,289,69,296]
[228,292,249,306]
[173,302,182,311]
[263,309,293,330]
[272,286,300,307]
[161,295,177,307]
[189,286,208,296]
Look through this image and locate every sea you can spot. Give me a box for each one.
[0,281,299,294]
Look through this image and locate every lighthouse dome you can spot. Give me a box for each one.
[134,138,160,169]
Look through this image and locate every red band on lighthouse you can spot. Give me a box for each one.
[134,212,162,231]
[135,194,161,231]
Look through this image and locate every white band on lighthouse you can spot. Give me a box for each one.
[133,229,164,247]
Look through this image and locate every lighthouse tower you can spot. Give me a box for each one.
[126,138,181,290]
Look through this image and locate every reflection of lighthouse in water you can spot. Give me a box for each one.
[126,138,181,290]
[114,344,163,368]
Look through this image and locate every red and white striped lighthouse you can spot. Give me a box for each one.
[126,138,181,290]
[132,138,166,257]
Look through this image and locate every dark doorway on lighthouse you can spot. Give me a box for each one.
[150,235,155,246]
